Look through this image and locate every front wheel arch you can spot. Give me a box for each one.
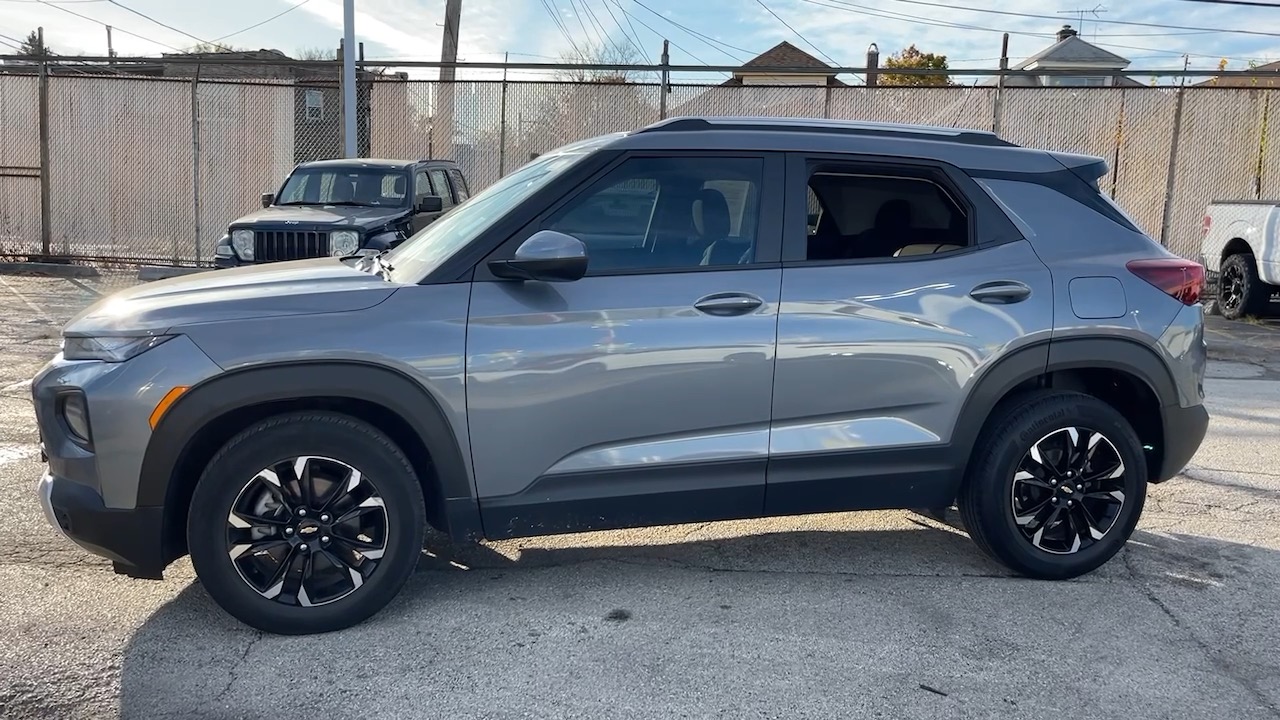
[139,362,480,566]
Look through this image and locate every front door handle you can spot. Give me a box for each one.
[693,293,764,316]
[969,281,1032,304]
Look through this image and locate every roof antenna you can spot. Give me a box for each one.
[1056,4,1107,41]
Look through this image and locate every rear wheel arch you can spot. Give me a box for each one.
[1221,236,1254,265]
[139,361,479,564]
[952,338,1176,493]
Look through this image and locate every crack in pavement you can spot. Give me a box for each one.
[212,631,264,709]
[1123,549,1280,718]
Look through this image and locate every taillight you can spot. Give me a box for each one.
[1127,258,1205,306]
[1202,215,1211,235]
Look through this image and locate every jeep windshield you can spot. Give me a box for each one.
[276,167,410,208]
[383,134,621,283]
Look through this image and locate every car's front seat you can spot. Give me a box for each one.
[696,189,749,266]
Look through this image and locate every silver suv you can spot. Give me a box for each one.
[34,117,1209,634]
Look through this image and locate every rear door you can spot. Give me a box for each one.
[766,152,1054,515]
[465,152,785,537]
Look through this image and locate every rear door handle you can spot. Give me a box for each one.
[969,281,1032,304]
[693,293,764,316]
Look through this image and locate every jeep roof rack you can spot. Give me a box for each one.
[637,116,1016,148]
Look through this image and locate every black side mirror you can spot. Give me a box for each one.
[489,230,588,282]
[415,195,443,214]
[261,193,275,208]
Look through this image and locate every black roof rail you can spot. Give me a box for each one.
[637,116,1016,148]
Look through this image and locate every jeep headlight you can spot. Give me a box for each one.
[62,335,174,362]
[231,229,255,260]
[330,230,360,256]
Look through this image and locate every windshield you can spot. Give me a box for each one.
[277,167,409,208]
[384,135,620,282]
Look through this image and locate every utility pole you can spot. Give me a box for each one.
[437,0,462,159]
[659,40,670,119]
[37,26,52,259]
[106,26,116,64]
[342,0,357,157]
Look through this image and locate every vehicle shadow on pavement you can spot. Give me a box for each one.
[115,518,1280,719]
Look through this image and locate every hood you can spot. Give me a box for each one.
[232,205,406,229]
[66,258,399,336]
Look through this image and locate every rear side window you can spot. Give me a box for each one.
[429,169,455,208]
[804,169,969,261]
[449,169,470,201]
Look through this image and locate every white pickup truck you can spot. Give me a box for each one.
[1201,201,1280,320]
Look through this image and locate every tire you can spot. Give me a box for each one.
[188,412,426,634]
[1218,253,1271,321]
[958,391,1146,580]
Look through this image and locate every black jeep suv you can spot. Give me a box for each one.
[214,158,470,267]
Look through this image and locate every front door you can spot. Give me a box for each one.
[465,153,785,538]
[766,153,1055,515]
[410,170,445,233]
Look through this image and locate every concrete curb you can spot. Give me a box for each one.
[0,261,99,278]
[137,266,210,281]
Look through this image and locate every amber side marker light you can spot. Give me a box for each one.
[149,386,189,429]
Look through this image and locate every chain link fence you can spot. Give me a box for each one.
[0,66,1277,265]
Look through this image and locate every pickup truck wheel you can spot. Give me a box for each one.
[187,412,426,635]
[1219,253,1271,320]
[958,391,1146,580]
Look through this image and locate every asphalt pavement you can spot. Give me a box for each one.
[1,272,1278,720]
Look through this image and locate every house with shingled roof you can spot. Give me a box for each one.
[720,40,848,87]
[985,25,1143,88]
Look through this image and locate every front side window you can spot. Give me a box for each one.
[544,156,764,274]
[278,168,409,207]
[384,134,615,282]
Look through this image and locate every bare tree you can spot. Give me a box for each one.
[296,46,338,61]
[557,41,643,83]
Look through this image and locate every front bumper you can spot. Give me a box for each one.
[38,471,166,578]
[1157,402,1210,482]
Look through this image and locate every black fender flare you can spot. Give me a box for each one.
[947,336,1178,490]
[137,361,478,543]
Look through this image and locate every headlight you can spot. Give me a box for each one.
[62,335,174,362]
[330,230,360,256]
[231,229,255,260]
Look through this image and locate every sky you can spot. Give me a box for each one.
[3,0,1280,82]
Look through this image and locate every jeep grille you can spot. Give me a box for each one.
[254,231,329,262]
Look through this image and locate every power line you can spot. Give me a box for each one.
[874,0,1280,38]
[35,0,185,51]
[804,0,1274,62]
[615,0,655,60]
[563,0,602,48]
[1176,0,1280,5]
[211,0,317,43]
[630,0,757,60]
[598,0,652,63]
[539,0,582,55]
[605,0,725,74]
[105,0,227,49]
[577,0,616,48]
[754,0,841,66]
